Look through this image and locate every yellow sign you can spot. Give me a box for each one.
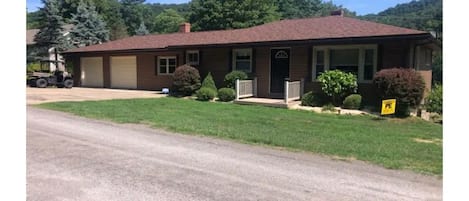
[381,99,396,115]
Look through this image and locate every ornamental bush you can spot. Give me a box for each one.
[301,91,327,107]
[172,64,201,96]
[373,68,425,117]
[317,70,358,106]
[224,70,248,88]
[425,84,442,115]
[201,72,217,94]
[196,87,216,101]
[217,88,236,102]
[342,94,362,109]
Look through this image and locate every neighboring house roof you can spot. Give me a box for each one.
[65,16,429,53]
[26,24,74,45]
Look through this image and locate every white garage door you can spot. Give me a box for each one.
[110,56,137,89]
[81,57,103,87]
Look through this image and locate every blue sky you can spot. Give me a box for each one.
[26,0,413,15]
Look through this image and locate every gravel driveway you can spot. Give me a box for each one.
[27,107,442,201]
[27,87,166,105]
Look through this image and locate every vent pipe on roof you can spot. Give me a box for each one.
[179,23,191,33]
[330,9,344,16]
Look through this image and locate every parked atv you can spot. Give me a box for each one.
[28,60,73,88]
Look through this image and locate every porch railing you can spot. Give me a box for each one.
[235,77,257,100]
[284,78,304,103]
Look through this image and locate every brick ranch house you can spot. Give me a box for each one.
[63,13,439,105]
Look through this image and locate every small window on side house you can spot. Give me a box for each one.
[186,50,199,66]
[157,56,177,75]
[233,48,252,73]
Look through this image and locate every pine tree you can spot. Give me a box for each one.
[69,1,109,47]
[135,22,150,35]
[34,0,71,57]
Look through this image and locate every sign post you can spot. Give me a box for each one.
[381,99,396,115]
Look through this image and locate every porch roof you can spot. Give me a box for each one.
[64,16,430,54]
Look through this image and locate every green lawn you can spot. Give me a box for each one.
[38,97,442,175]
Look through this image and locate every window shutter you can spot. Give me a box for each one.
[154,56,158,75]
[183,50,186,65]
[307,47,312,81]
[228,49,233,71]
[251,48,256,74]
[377,44,383,71]
[198,50,203,67]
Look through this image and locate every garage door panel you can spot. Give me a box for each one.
[81,57,103,87]
[111,56,137,89]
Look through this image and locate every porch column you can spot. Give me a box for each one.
[253,77,258,97]
[235,79,240,101]
[284,80,289,103]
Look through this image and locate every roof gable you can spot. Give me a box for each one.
[66,16,428,53]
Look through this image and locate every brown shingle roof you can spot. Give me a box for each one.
[65,16,428,53]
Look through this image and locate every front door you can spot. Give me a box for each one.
[270,49,290,94]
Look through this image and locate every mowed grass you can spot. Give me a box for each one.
[38,97,442,175]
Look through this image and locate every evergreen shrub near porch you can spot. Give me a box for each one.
[172,64,201,96]
[224,70,248,88]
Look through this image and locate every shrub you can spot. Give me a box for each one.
[196,87,216,101]
[27,62,41,73]
[321,103,337,112]
[342,94,362,109]
[373,68,425,117]
[201,72,217,94]
[317,70,358,106]
[224,70,248,88]
[301,91,327,107]
[425,84,442,115]
[218,88,236,102]
[172,64,201,96]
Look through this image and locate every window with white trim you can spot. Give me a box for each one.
[186,50,199,65]
[232,48,252,73]
[312,45,377,82]
[157,56,177,75]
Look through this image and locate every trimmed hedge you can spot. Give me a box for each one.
[373,68,425,117]
[224,70,248,88]
[301,91,327,107]
[196,87,216,101]
[342,94,362,109]
[218,88,236,102]
[172,64,201,96]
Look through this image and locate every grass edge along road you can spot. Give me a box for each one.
[38,97,442,175]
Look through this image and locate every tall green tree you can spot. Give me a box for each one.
[69,1,109,47]
[273,0,322,19]
[153,9,185,33]
[120,0,146,35]
[189,0,280,31]
[27,10,45,29]
[34,0,71,57]
[56,0,129,40]
[135,22,150,35]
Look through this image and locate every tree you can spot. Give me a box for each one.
[273,0,322,19]
[27,10,45,29]
[153,9,185,33]
[120,0,146,35]
[189,0,280,31]
[34,0,71,58]
[135,22,150,35]
[69,1,109,47]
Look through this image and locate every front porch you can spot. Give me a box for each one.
[234,78,303,108]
